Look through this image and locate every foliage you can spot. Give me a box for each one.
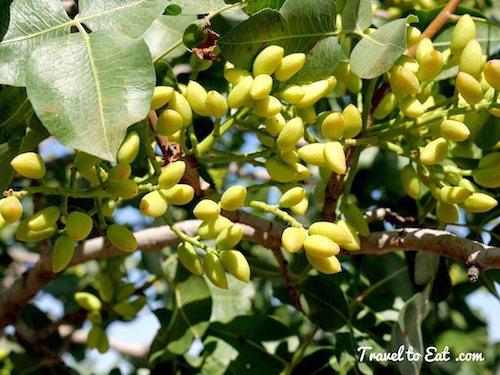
[0,0,499,374]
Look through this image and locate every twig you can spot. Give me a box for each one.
[271,246,303,312]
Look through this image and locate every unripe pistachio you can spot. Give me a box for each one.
[198,216,233,239]
[158,161,186,190]
[400,97,424,118]
[97,274,114,302]
[281,227,307,253]
[113,300,137,318]
[203,253,228,289]
[343,204,369,237]
[115,283,135,301]
[0,196,23,223]
[106,224,137,252]
[324,141,346,175]
[78,166,107,185]
[264,113,286,136]
[169,91,193,126]
[160,184,194,205]
[87,325,104,349]
[224,68,251,85]
[336,220,361,251]
[27,206,60,231]
[100,199,116,217]
[439,186,472,204]
[298,143,326,166]
[345,72,363,93]
[220,185,247,211]
[306,253,342,274]
[478,152,500,169]
[216,224,244,250]
[257,132,276,148]
[440,120,470,142]
[459,192,498,213]
[342,104,362,138]
[279,85,305,104]
[151,86,174,110]
[157,109,184,137]
[415,38,434,63]
[458,178,478,192]
[332,60,350,81]
[52,236,75,273]
[66,211,93,241]
[303,234,340,258]
[391,66,421,96]
[205,90,228,119]
[295,78,335,108]
[193,199,220,221]
[177,242,203,275]
[418,50,443,82]
[373,92,397,120]
[278,150,297,167]
[279,186,306,208]
[274,53,306,81]
[15,218,56,242]
[220,250,250,283]
[294,163,313,181]
[450,14,476,55]
[420,137,448,165]
[459,39,483,78]
[473,168,500,188]
[291,196,309,216]
[276,117,304,152]
[108,163,132,181]
[400,164,421,200]
[105,179,139,199]
[140,191,168,217]
[253,95,282,117]
[227,76,254,108]
[436,202,459,223]
[396,55,420,75]
[250,74,273,100]
[483,60,500,90]
[406,26,422,48]
[322,112,345,140]
[253,45,284,76]
[297,106,317,124]
[309,222,350,246]
[87,310,102,325]
[10,152,46,179]
[456,72,483,105]
[117,131,140,164]
[74,151,101,170]
[75,292,102,311]
[186,80,209,116]
[265,158,298,182]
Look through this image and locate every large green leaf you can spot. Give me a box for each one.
[293,35,341,82]
[209,276,255,322]
[342,0,373,32]
[142,14,196,61]
[78,0,170,37]
[0,0,71,86]
[243,0,286,15]
[170,0,226,15]
[25,31,155,161]
[149,269,212,364]
[0,87,33,143]
[350,18,410,79]
[300,275,350,332]
[218,0,337,73]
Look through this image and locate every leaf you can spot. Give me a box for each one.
[0,127,49,192]
[78,0,170,37]
[243,0,286,15]
[291,348,335,375]
[293,35,341,82]
[342,0,373,32]
[143,15,195,61]
[0,0,71,86]
[200,336,239,375]
[0,86,33,143]
[170,0,226,15]
[390,286,431,375]
[300,275,349,332]
[413,252,439,285]
[209,276,255,322]
[350,18,410,79]
[25,31,155,161]
[206,316,291,375]
[218,0,337,73]
[0,0,14,42]
[149,270,212,363]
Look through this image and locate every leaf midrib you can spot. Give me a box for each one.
[220,31,338,46]
[1,0,150,45]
